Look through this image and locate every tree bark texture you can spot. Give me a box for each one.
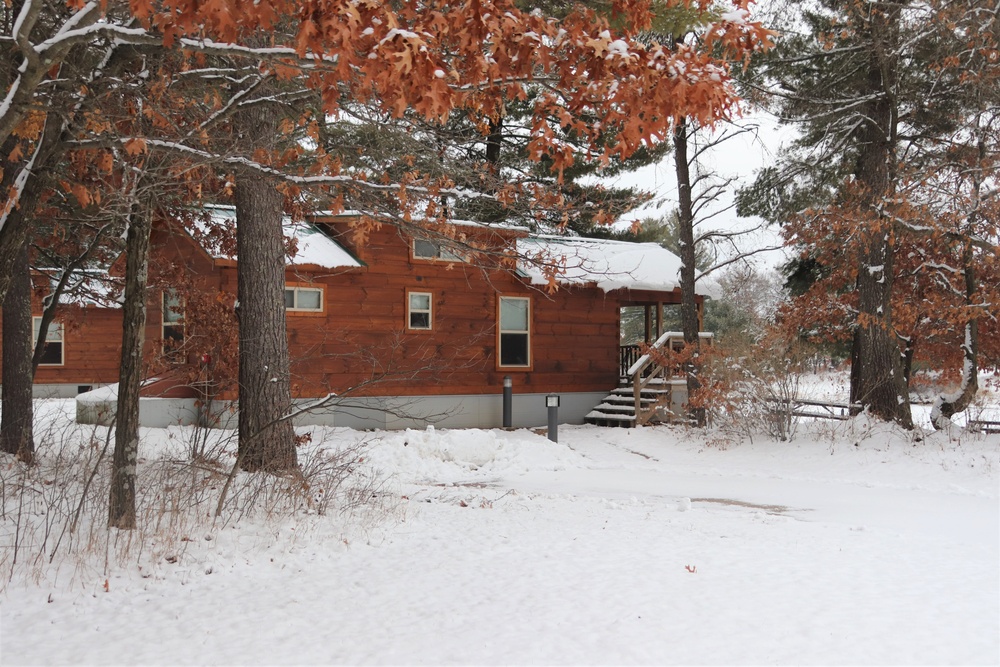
[1,240,35,462]
[848,0,913,429]
[673,118,706,426]
[0,107,63,307]
[235,102,297,473]
[108,205,151,529]
[929,122,989,428]
[931,242,980,428]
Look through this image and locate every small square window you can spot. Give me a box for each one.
[413,239,439,259]
[32,317,64,366]
[408,291,432,330]
[413,239,465,262]
[285,286,324,312]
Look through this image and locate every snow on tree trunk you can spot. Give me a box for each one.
[930,243,980,429]
[0,129,48,312]
[673,118,705,427]
[848,0,912,430]
[234,100,297,473]
[109,204,151,530]
[1,240,34,463]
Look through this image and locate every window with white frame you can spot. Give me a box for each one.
[162,291,185,355]
[498,296,530,367]
[413,239,464,262]
[408,291,432,330]
[32,317,64,366]
[284,285,323,312]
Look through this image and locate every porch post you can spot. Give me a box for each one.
[644,305,651,343]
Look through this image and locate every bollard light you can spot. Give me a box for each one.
[502,375,513,428]
[545,394,560,442]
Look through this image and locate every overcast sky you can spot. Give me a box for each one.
[606,110,798,273]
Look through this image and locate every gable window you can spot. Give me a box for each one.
[413,239,464,262]
[407,291,433,330]
[32,317,64,366]
[162,291,185,354]
[285,285,323,312]
[498,296,530,368]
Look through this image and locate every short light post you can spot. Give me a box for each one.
[503,376,513,428]
[545,394,560,442]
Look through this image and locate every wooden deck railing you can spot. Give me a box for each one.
[626,332,676,426]
[623,332,714,426]
[619,345,642,379]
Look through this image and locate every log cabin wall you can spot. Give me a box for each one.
[283,218,623,399]
[4,214,686,408]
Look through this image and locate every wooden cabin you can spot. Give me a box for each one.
[13,207,706,429]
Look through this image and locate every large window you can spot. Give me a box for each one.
[407,291,433,331]
[413,239,464,262]
[284,285,324,312]
[32,317,64,366]
[162,291,185,355]
[498,296,530,368]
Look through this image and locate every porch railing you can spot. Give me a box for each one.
[619,344,642,379]
[624,332,714,426]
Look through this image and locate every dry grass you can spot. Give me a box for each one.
[0,408,392,591]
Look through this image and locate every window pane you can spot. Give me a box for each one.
[500,298,528,332]
[440,247,463,262]
[296,289,322,310]
[410,312,431,329]
[38,343,62,365]
[500,333,529,366]
[33,318,62,342]
[163,292,184,323]
[414,239,438,258]
[284,289,296,308]
[409,293,430,310]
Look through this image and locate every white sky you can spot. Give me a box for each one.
[606,109,798,272]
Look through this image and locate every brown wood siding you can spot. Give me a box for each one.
[282,223,623,398]
[13,217,685,400]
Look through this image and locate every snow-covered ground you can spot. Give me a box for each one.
[1,377,998,665]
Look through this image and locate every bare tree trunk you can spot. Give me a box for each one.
[849,0,912,429]
[930,285,978,428]
[929,113,992,429]
[673,117,706,426]
[1,240,35,463]
[235,101,297,473]
[108,202,151,529]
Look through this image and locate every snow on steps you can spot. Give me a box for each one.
[585,385,673,428]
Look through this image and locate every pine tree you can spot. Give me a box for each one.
[741,0,999,427]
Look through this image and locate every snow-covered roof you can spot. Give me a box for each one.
[194,206,361,269]
[517,235,701,294]
[312,209,531,234]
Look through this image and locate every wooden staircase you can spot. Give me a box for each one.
[584,381,675,427]
[585,332,712,428]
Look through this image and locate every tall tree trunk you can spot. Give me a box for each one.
[930,123,987,429]
[930,247,978,429]
[1,240,35,463]
[673,118,705,426]
[849,0,912,429]
[0,105,64,307]
[235,102,297,473]
[108,202,151,529]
